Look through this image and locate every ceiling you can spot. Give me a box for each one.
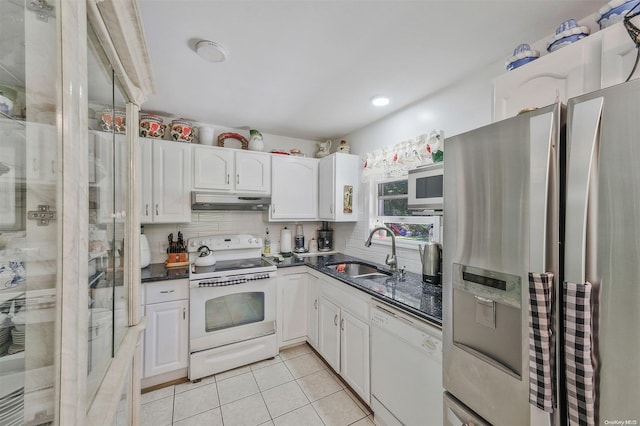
[138,0,606,141]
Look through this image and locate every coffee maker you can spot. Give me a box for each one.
[317,222,333,252]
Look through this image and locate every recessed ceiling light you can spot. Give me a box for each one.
[371,95,390,107]
[195,40,227,63]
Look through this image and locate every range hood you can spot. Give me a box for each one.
[191,192,271,211]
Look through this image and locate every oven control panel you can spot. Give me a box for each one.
[188,234,262,252]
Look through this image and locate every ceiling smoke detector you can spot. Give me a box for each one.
[196,40,227,63]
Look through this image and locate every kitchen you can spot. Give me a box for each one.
[1,0,640,425]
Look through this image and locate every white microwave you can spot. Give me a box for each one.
[408,162,443,212]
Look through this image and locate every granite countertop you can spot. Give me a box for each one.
[141,253,442,327]
[141,263,189,282]
[268,253,442,327]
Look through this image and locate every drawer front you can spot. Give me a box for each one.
[145,279,189,304]
[321,277,369,321]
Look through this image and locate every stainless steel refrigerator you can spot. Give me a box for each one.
[442,80,640,425]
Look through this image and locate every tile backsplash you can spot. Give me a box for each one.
[142,212,325,264]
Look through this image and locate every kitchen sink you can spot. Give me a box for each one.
[326,261,392,279]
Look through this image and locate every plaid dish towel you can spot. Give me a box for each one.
[564,281,596,426]
[528,272,555,413]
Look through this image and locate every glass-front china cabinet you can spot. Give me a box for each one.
[0,0,152,424]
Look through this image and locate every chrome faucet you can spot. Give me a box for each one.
[365,225,397,272]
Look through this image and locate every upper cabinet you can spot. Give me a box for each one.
[140,138,192,224]
[494,19,640,121]
[318,153,360,222]
[269,155,318,221]
[493,34,602,120]
[192,145,271,194]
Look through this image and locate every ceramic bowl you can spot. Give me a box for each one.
[101,108,126,133]
[546,19,590,53]
[170,119,195,142]
[505,43,540,71]
[139,114,166,138]
[598,0,640,29]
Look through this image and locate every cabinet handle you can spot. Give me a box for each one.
[330,204,333,214]
[341,318,344,331]
[236,174,240,185]
[334,314,338,326]
[314,299,318,310]
[51,160,55,174]
[226,174,230,185]
[272,204,275,213]
[145,204,149,216]
[183,307,186,320]
[159,290,175,294]
[156,204,159,216]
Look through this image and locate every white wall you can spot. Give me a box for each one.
[335,57,505,273]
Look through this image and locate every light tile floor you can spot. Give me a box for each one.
[141,343,375,426]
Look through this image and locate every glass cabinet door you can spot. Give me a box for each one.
[86,29,129,405]
[0,1,58,424]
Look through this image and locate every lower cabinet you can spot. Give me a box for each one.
[277,267,308,348]
[142,279,189,384]
[317,276,370,404]
[306,271,321,349]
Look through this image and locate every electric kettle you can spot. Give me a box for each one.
[419,241,441,285]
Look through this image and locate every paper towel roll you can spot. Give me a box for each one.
[140,234,150,268]
[280,227,292,254]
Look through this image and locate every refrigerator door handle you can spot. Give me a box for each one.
[565,96,604,284]
[529,109,557,273]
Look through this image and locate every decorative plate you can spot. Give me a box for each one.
[217,132,248,149]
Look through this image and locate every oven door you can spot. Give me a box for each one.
[189,277,276,353]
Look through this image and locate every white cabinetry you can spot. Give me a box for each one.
[269,156,318,220]
[192,145,271,194]
[277,267,308,348]
[601,17,640,88]
[142,279,189,383]
[318,153,359,222]
[493,36,602,121]
[306,270,321,349]
[140,138,192,223]
[317,275,370,404]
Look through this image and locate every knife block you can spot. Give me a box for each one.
[165,252,188,268]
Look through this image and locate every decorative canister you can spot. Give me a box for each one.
[248,129,264,151]
[170,119,195,142]
[139,114,165,138]
[101,108,126,133]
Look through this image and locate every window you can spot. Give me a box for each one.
[368,178,440,247]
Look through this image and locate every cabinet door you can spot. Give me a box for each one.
[271,156,318,219]
[192,145,234,191]
[152,139,192,223]
[139,138,154,223]
[601,20,640,88]
[318,296,341,371]
[236,151,271,193]
[307,273,320,349]
[279,272,308,345]
[318,155,335,219]
[143,299,188,378]
[340,310,370,404]
[320,153,359,222]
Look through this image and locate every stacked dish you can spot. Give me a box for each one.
[546,19,590,53]
[597,0,640,29]
[8,309,25,355]
[506,43,540,71]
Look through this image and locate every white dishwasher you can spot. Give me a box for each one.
[370,300,443,426]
